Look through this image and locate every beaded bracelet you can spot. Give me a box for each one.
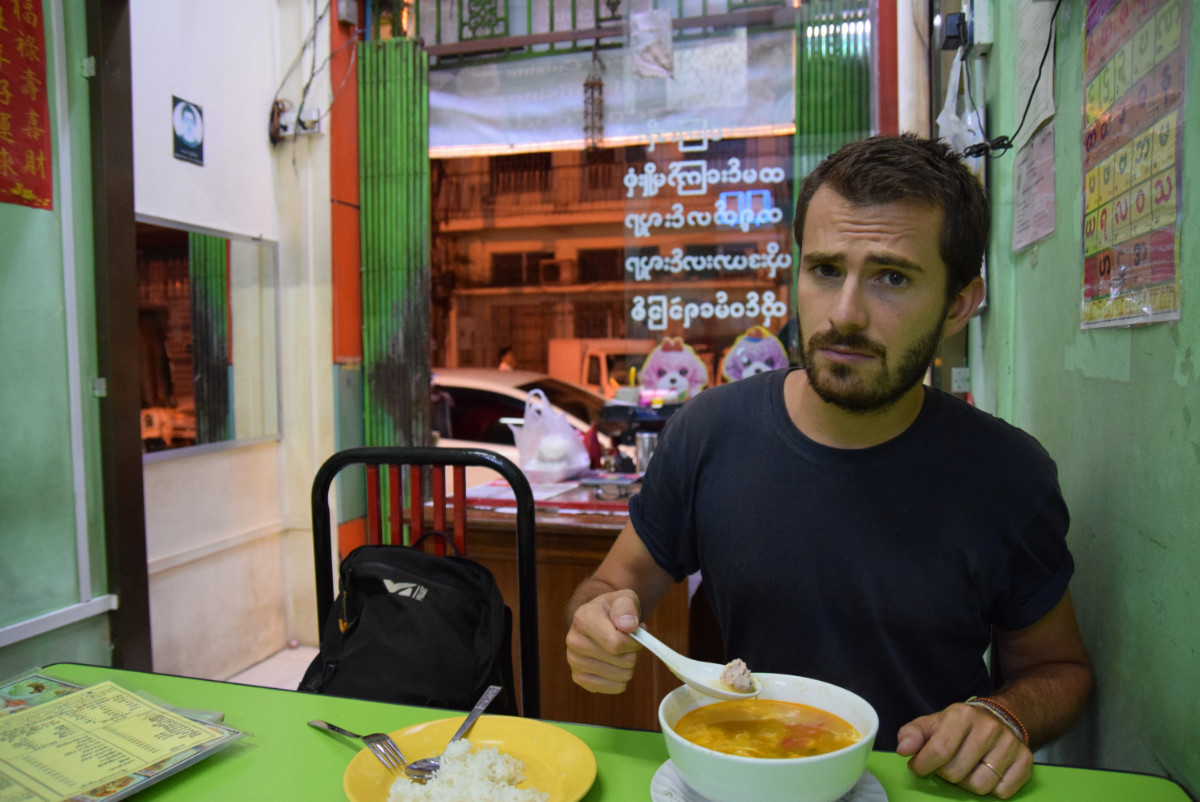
[965,695,1029,744]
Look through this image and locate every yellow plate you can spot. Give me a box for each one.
[343,715,597,802]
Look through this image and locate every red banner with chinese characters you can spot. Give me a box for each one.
[0,0,53,210]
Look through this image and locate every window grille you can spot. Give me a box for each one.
[577,248,622,283]
[488,153,553,194]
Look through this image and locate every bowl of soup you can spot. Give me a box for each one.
[658,673,878,802]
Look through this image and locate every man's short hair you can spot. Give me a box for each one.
[792,134,990,299]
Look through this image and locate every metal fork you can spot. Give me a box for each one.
[308,719,406,774]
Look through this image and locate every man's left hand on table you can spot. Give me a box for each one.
[897,702,1033,799]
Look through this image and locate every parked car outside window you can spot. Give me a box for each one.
[431,368,626,487]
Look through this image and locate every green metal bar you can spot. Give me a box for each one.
[793,4,803,273]
[399,39,409,443]
[366,43,375,449]
[368,40,379,447]
[187,232,231,444]
[385,39,396,445]
[793,0,873,180]
[371,40,379,446]
[853,4,863,136]
[415,42,431,445]
[840,5,849,143]
[813,8,825,171]
[840,4,850,142]
[817,10,824,156]
[841,4,850,140]
[418,42,432,444]
[409,42,421,441]
[372,40,382,444]
[360,42,373,445]
[358,38,431,449]
[371,41,378,446]
[380,38,389,447]
[816,7,826,167]
[831,6,840,145]
[399,40,409,442]
[362,41,372,445]
[388,38,397,444]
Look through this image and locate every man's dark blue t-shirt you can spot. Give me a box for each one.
[629,369,1073,750]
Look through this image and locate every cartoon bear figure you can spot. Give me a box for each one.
[640,337,709,401]
[720,325,789,382]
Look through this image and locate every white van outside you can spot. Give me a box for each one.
[546,338,656,398]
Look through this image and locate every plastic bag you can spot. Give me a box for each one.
[508,389,591,483]
[631,9,673,78]
[936,46,984,176]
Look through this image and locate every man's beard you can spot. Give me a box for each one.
[800,316,946,413]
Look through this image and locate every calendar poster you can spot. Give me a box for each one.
[1081,0,1186,328]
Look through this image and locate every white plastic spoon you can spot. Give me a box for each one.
[629,626,761,701]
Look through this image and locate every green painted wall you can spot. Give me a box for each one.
[979,2,1197,792]
[0,1,111,673]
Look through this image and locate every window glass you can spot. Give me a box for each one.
[431,134,798,382]
[136,220,279,454]
[604,353,646,383]
[577,249,622,283]
[437,386,522,445]
[491,253,524,286]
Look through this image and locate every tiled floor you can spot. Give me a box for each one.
[226,645,319,690]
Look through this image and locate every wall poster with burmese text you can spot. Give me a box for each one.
[1081,0,1187,328]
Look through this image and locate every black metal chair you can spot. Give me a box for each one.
[310,446,539,717]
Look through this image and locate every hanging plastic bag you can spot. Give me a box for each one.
[936,46,984,176]
[631,9,673,78]
[508,389,591,483]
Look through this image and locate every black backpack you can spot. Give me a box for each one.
[298,539,517,715]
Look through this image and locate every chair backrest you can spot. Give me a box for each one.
[311,446,539,717]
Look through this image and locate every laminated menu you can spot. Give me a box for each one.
[0,674,242,801]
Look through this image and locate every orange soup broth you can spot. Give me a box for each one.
[674,699,860,759]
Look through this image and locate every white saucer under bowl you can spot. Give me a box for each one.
[649,760,887,802]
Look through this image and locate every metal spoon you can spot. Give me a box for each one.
[403,684,502,783]
[629,626,761,701]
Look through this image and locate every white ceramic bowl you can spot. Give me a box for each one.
[658,673,879,802]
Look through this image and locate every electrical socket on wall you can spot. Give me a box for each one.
[278,107,322,137]
[951,367,971,394]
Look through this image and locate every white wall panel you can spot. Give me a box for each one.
[130,0,280,241]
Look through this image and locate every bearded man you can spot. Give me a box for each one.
[564,135,1093,800]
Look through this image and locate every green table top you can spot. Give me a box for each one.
[41,664,1191,802]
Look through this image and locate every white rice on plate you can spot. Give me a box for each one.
[387,739,549,802]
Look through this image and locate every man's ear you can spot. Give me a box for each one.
[942,276,986,340]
